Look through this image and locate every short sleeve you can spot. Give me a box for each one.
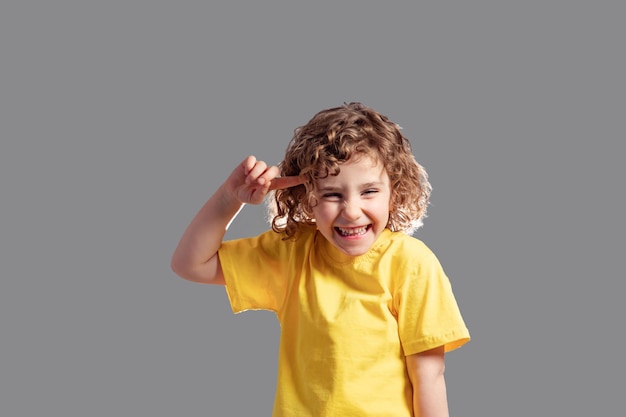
[218,230,291,313]
[394,246,470,355]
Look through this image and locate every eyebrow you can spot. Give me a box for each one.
[317,181,384,192]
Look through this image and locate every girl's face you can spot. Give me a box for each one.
[311,155,392,256]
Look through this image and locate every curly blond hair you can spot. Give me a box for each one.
[268,102,432,239]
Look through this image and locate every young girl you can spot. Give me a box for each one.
[171,102,470,416]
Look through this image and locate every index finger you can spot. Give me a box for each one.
[269,176,303,190]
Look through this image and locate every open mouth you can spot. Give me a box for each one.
[335,225,371,237]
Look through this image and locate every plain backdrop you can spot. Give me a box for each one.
[1,1,624,416]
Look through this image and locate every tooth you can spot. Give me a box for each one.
[338,226,366,236]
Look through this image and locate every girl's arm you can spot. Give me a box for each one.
[406,345,449,417]
[170,155,281,285]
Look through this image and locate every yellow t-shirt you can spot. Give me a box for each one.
[219,227,470,417]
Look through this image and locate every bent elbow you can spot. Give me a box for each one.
[170,255,192,281]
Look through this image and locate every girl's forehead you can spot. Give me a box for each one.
[315,153,383,170]
[314,156,389,186]
[338,154,385,172]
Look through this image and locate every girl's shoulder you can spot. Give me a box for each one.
[384,229,434,255]
[380,230,444,272]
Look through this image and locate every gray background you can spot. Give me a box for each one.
[2,1,624,416]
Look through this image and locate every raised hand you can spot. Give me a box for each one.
[228,156,302,205]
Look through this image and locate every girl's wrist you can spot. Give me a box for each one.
[216,183,245,214]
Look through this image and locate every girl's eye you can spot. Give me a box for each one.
[363,189,378,195]
[322,193,342,199]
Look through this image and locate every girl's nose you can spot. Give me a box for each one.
[342,199,362,221]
